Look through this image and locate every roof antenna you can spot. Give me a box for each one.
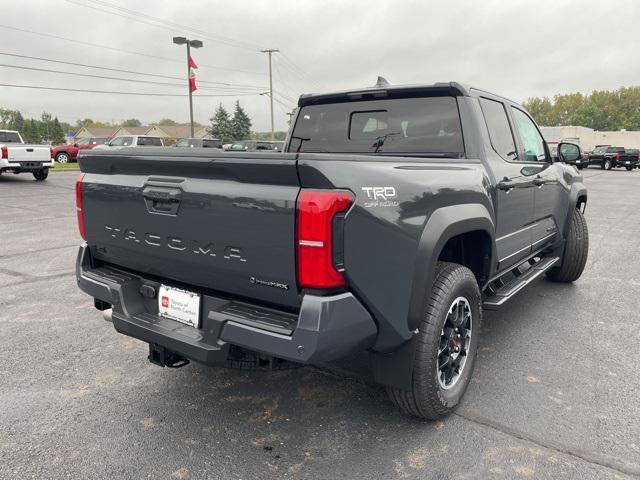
[375,76,390,88]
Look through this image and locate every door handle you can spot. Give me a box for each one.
[532,178,544,187]
[142,186,182,215]
[497,181,513,191]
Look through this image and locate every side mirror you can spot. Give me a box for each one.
[558,142,581,163]
[73,143,78,147]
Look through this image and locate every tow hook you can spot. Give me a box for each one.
[147,343,190,368]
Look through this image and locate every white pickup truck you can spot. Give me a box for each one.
[0,130,54,181]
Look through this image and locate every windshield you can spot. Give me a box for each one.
[0,131,22,143]
[290,96,464,156]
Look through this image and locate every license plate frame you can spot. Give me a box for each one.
[158,284,201,328]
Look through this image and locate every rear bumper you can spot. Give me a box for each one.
[76,244,377,365]
[0,158,54,171]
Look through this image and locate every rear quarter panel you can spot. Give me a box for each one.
[297,154,494,351]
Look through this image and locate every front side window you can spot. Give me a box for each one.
[480,98,517,161]
[290,96,464,156]
[511,107,547,162]
[108,137,125,146]
[175,139,189,147]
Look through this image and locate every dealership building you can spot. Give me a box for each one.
[541,126,640,150]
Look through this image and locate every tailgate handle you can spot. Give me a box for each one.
[26,148,34,152]
[142,186,182,215]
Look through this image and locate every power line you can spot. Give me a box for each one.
[0,24,266,76]
[66,0,261,52]
[82,0,262,51]
[0,52,267,89]
[0,63,261,92]
[0,83,266,97]
[278,53,323,90]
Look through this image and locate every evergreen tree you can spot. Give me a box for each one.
[9,111,24,132]
[22,119,41,143]
[51,117,65,145]
[231,101,252,141]
[208,104,233,143]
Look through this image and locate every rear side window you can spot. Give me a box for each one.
[480,98,517,161]
[290,97,464,156]
[202,139,222,148]
[137,137,162,146]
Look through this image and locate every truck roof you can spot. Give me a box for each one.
[298,79,519,108]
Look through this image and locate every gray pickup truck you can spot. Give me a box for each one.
[75,80,588,419]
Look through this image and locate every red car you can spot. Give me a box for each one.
[52,137,110,163]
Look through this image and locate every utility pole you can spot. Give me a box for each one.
[173,36,203,137]
[261,49,279,140]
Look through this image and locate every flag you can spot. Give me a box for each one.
[189,55,198,92]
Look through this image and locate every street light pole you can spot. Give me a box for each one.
[173,36,203,138]
[261,49,279,141]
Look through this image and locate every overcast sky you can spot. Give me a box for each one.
[1,0,639,132]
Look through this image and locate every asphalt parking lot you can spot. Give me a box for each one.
[1,168,639,479]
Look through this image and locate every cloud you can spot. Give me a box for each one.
[1,0,638,131]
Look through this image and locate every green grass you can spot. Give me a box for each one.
[51,162,80,171]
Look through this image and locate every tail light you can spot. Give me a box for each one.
[1,145,7,159]
[296,190,354,288]
[76,174,86,240]
[50,146,54,159]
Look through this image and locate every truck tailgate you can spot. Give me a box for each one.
[7,144,51,161]
[79,149,301,309]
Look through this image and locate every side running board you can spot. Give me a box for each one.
[483,257,559,310]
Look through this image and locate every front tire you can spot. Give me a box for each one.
[387,262,481,419]
[603,159,612,170]
[626,166,633,171]
[33,168,49,181]
[546,208,588,282]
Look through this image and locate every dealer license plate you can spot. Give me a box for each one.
[158,285,201,328]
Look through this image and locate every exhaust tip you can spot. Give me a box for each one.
[103,308,113,323]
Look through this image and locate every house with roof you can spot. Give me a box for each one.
[111,126,152,137]
[74,126,120,140]
[146,125,209,145]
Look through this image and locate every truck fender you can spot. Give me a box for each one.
[370,203,495,390]
[563,184,587,237]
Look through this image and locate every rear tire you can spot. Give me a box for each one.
[33,168,49,181]
[387,262,481,419]
[55,152,70,164]
[546,208,588,283]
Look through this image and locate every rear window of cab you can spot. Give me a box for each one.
[290,96,464,157]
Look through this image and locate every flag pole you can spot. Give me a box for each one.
[186,41,194,138]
